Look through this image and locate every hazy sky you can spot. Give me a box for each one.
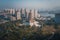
[0,0,60,10]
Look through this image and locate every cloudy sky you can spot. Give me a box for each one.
[0,0,60,10]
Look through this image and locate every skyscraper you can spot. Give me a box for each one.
[4,9,15,15]
[29,9,35,23]
[25,8,30,21]
[31,9,35,19]
[15,10,21,20]
[20,8,26,22]
[8,8,14,14]
[34,9,38,19]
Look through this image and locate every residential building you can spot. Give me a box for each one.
[15,10,21,20]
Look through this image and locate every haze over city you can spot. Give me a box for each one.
[0,0,60,10]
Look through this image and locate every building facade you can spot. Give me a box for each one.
[15,10,21,20]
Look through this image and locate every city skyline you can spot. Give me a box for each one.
[0,0,60,10]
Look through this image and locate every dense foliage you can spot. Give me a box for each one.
[0,21,60,40]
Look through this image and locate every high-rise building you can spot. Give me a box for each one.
[20,8,25,22]
[20,8,24,13]
[4,9,15,15]
[29,9,35,23]
[25,8,30,21]
[20,8,25,16]
[15,10,21,20]
[9,9,15,14]
[12,9,15,14]
[29,9,35,20]
[34,9,38,19]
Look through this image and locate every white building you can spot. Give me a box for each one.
[4,9,15,14]
[29,9,35,21]
[20,8,26,21]
[10,16,16,21]
[20,8,25,17]
[34,9,38,19]
[21,8,25,14]
[15,10,21,20]
[25,8,30,20]
[30,21,41,27]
